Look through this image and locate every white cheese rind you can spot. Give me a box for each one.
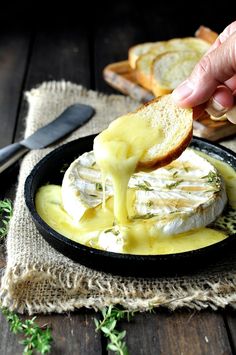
[61,149,227,237]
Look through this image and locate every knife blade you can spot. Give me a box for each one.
[0,103,95,174]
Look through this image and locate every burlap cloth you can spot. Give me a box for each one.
[1,81,236,315]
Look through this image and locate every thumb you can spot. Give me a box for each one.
[172,32,236,108]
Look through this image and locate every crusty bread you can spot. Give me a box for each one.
[151,50,202,97]
[195,25,218,44]
[136,52,157,90]
[134,38,210,94]
[135,94,193,169]
[135,41,185,90]
[128,42,166,69]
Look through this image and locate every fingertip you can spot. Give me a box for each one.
[172,80,194,107]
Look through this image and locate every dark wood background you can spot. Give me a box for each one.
[0,2,236,354]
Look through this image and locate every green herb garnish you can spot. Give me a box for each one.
[135,180,153,191]
[96,183,103,191]
[165,180,184,190]
[201,171,221,188]
[1,306,52,354]
[133,213,156,220]
[95,306,136,355]
[0,199,13,242]
[146,200,154,208]
[183,165,189,173]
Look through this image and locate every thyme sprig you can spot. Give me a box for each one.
[94,306,136,355]
[1,306,52,354]
[0,199,13,242]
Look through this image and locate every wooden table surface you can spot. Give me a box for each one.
[0,5,236,353]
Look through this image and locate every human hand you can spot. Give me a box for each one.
[172,21,236,123]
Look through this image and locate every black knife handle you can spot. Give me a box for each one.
[0,143,29,174]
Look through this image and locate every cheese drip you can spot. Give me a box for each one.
[93,113,163,224]
[36,185,227,255]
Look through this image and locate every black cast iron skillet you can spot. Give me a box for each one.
[25,135,236,277]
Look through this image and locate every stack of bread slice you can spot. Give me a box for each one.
[129,37,210,96]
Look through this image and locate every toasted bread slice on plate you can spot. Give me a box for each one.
[151,50,202,97]
[128,41,167,69]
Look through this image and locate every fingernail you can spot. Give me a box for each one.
[206,98,228,118]
[226,106,236,124]
[172,80,194,102]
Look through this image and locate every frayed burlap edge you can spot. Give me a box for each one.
[2,262,236,314]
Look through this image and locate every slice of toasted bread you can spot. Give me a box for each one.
[151,50,202,97]
[134,38,210,92]
[136,52,157,90]
[136,94,193,168]
[128,42,161,69]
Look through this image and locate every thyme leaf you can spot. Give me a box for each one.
[135,180,153,191]
[165,180,184,190]
[201,171,221,188]
[132,213,156,220]
[96,183,103,191]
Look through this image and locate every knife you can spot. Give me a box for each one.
[0,103,95,174]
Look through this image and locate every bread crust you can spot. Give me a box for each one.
[128,46,137,69]
[195,26,218,44]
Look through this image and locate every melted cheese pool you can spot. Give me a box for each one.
[35,152,236,255]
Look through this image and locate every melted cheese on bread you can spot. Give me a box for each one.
[93,113,163,224]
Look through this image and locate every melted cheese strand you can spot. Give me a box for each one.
[93,113,163,225]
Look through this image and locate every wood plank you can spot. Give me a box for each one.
[94,20,149,94]
[14,30,91,143]
[223,309,236,354]
[111,310,232,355]
[0,32,31,200]
[0,32,30,149]
[103,61,154,102]
[34,311,102,355]
[0,311,24,354]
[0,310,102,355]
